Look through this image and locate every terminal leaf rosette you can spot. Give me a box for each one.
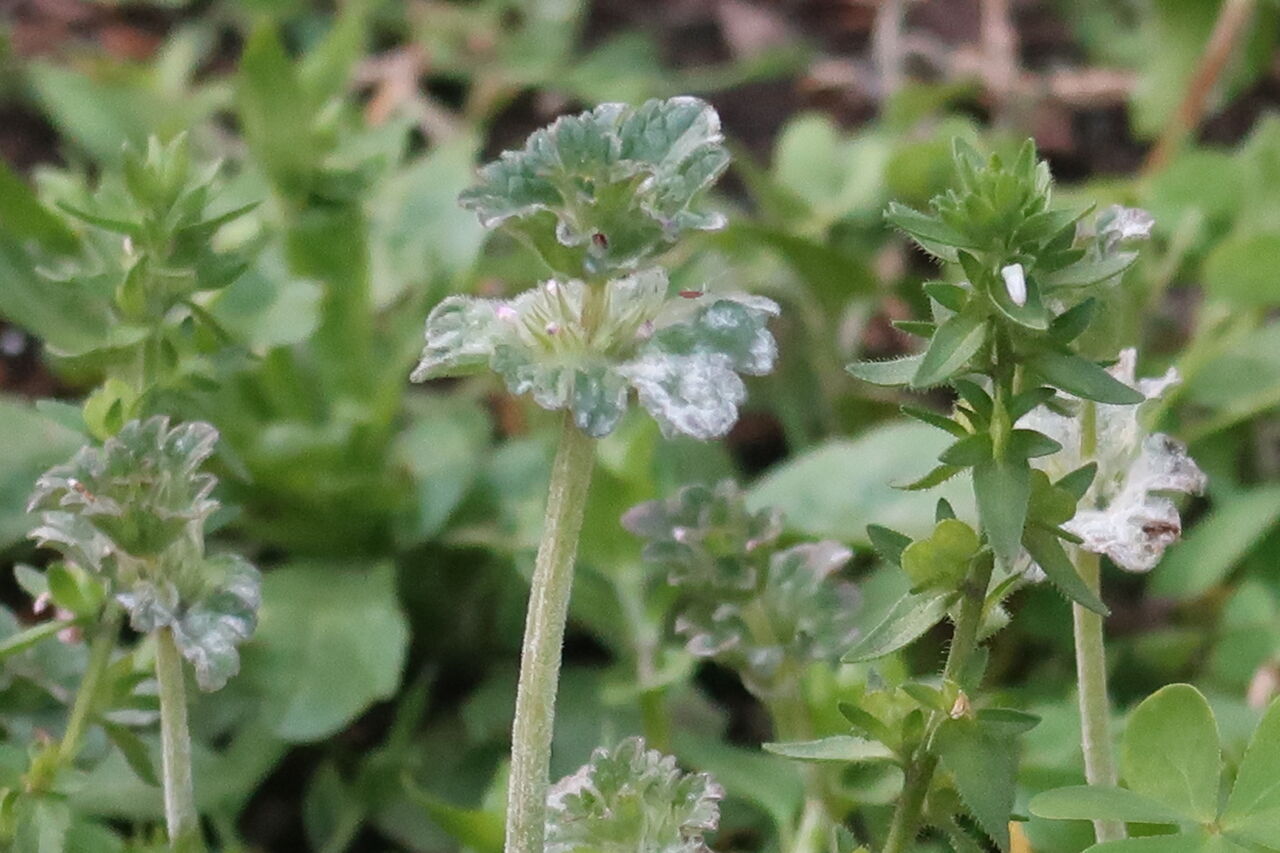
[624,481,859,695]
[27,416,260,690]
[544,737,723,853]
[459,97,730,278]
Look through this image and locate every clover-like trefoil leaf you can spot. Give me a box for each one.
[545,737,723,853]
[411,271,778,440]
[1019,349,1206,572]
[460,98,730,278]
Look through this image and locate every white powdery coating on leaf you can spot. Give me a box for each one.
[1018,348,1206,573]
[1098,205,1155,246]
[1065,434,1207,572]
[621,351,746,440]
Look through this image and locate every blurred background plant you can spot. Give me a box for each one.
[0,0,1278,851]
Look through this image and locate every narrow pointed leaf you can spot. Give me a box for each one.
[973,458,1030,568]
[902,405,969,437]
[935,718,1015,851]
[895,464,965,492]
[1030,351,1144,404]
[763,736,895,764]
[842,590,955,663]
[1022,527,1108,615]
[847,354,922,387]
[913,311,987,388]
[867,524,912,567]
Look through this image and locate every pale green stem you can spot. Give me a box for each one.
[57,608,123,767]
[882,554,994,853]
[1073,401,1125,843]
[504,412,597,853]
[740,599,832,853]
[1072,549,1124,842]
[155,627,205,852]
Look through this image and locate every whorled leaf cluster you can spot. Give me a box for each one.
[623,481,859,695]
[27,416,260,691]
[544,737,723,853]
[44,134,256,332]
[415,97,778,440]
[847,139,1174,612]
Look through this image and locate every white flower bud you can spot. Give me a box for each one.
[1001,263,1027,307]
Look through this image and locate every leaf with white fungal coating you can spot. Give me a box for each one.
[545,737,723,853]
[460,97,730,278]
[411,271,778,440]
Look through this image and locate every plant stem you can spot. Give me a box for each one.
[1072,402,1125,843]
[57,607,122,767]
[504,412,597,853]
[882,554,994,853]
[1072,548,1125,842]
[155,627,205,852]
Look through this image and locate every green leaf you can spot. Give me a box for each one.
[763,736,895,764]
[1084,834,1215,853]
[13,796,71,853]
[242,561,409,742]
[1022,527,1108,615]
[939,434,993,467]
[402,778,503,853]
[1029,351,1145,405]
[0,160,78,253]
[101,722,159,788]
[973,458,1030,568]
[902,405,969,438]
[1007,429,1062,460]
[894,464,965,492]
[1222,697,1280,845]
[238,25,317,195]
[842,590,954,663]
[912,310,988,389]
[847,354,923,387]
[1204,231,1280,307]
[1122,684,1221,823]
[901,518,980,591]
[925,281,968,312]
[867,524,912,567]
[884,201,973,260]
[1030,786,1185,824]
[1049,298,1097,344]
[935,717,1016,850]
[1040,252,1136,289]
[749,421,973,543]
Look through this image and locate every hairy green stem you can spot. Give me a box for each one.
[1072,400,1125,843]
[57,607,123,768]
[156,627,204,852]
[882,554,994,853]
[504,412,597,853]
[1072,549,1124,842]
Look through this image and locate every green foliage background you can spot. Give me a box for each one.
[0,1,1278,851]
